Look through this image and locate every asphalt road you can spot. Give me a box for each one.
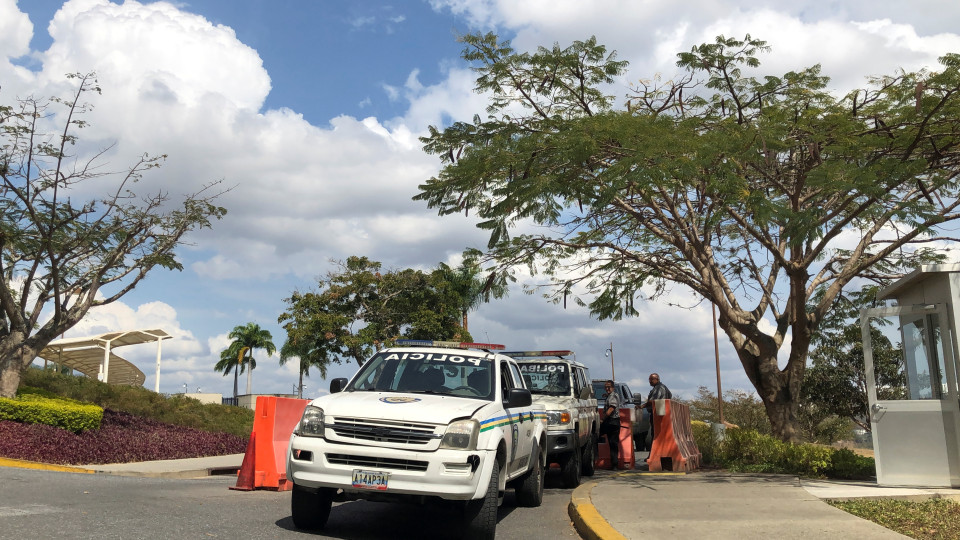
[0,467,582,540]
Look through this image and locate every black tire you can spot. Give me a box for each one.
[560,445,582,488]
[290,484,333,530]
[581,434,596,477]
[464,459,499,540]
[515,443,544,507]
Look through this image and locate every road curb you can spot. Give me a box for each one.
[91,467,239,480]
[567,481,627,540]
[0,457,95,474]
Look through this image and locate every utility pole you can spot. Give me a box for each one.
[605,342,615,381]
[713,303,724,424]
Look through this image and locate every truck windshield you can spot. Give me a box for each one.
[347,350,494,400]
[519,362,571,396]
[592,381,616,402]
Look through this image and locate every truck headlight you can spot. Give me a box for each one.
[295,405,325,437]
[546,411,571,426]
[440,419,479,450]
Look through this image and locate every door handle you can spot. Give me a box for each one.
[871,403,886,413]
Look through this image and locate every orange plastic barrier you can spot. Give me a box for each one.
[594,407,635,470]
[647,399,701,472]
[231,396,309,491]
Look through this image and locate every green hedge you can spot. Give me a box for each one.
[0,394,104,433]
[22,368,254,438]
[692,421,875,479]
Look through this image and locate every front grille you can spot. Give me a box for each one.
[326,453,429,472]
[330,417,441,445]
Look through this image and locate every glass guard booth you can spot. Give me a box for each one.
[862,264,960,487]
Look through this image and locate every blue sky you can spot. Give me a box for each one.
[4,0,960,401]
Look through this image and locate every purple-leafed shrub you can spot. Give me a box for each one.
[0,409,249,465]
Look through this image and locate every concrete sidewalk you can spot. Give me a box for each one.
[569,471,918,540]
[79,453,245,479]
[0,453,245,479]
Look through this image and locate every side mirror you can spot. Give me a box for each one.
[579,387,593,400]
[506,388,532,408]
[330,378,349,394]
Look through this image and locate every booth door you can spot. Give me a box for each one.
[862,304,960,487]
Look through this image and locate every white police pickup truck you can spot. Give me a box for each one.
[510,351,598,488]
[286,340,547,540]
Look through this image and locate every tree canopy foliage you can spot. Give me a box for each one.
[0,73,226,398]
[278,256,493,367]
[416,33,960,441]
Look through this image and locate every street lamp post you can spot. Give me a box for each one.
[605,342,615,381]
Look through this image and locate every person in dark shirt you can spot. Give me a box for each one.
[641,373,671,449]
[600,380,621,468]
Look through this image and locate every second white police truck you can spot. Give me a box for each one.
[286,340,547,540]
[510,350,599,487]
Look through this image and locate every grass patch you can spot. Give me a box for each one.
[829,498,960,539]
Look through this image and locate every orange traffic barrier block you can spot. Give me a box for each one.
[593,408,635,470]
[647,399,701,472]
[231,396,309,492]
[595,435,614,469]
[617,409,635,470]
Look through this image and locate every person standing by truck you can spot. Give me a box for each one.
[600,379,621,468]
[641,373,672,445]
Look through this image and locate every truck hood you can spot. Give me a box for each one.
[531,395,575,411]
[311,391,488,425]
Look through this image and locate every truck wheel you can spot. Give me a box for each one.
[464,459,499,540]
[291,484,333,530]
[581,434,596,477]
[560,445,582,488]
[515,444,544,507]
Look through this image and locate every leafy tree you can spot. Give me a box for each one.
[415,33,960,441]
[0,73,226,398]
[215,322,276,398]
[279,256,472,366]
[688,386,772,435]
[801,289,906,433]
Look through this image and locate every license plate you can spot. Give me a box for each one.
[352,469,389,491]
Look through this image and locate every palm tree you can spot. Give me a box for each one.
[215,322,276,398]
[434,262,507,333]
[214,342,246,400]
[279,335,336,399]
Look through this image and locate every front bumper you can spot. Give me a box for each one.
[545,429,578,457]
[287,435,496,501]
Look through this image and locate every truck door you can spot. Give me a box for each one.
[501,360,532,475]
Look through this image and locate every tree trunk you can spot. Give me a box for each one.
[0,334,38,399]
[720,315,807,443]
[0,360,23,399]
[233,368,239,400]
[761,386,801,442]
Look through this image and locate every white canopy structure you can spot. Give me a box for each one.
[37,329,172,392]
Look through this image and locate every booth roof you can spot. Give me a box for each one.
[37,329,172,387]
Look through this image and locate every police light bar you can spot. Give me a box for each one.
[395,339,505,350]
[502,350,573,358]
